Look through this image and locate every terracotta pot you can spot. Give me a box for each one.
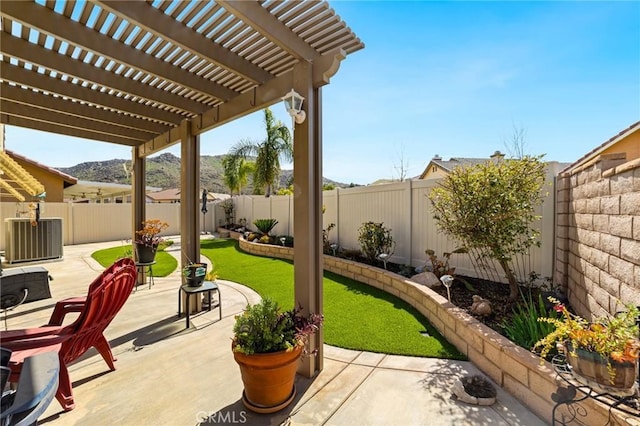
[565,344,638,394]
[233,345,302,413]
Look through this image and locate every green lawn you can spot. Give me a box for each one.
[201,239,464,359]
[92,245,177,277]
[91,239,463,359]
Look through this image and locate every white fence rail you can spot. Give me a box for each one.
[228,164,560,283]
[0,201,216,248]
[2,163,560,283]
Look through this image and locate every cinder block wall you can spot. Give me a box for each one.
[555,154,640,319]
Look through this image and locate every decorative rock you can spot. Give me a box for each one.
[410,271,441,288]
[470,295,492,316]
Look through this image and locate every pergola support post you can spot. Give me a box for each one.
[180,119,201,313]
[132,146,146,286]
[293,62,324,377]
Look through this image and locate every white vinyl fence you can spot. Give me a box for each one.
[2,162,561,283]
[0,201,215,249]
[227,163,561,283]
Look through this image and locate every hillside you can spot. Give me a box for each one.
[57,153,344,193]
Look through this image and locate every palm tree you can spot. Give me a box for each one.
[228,108,292,197]
[222,155,254,195]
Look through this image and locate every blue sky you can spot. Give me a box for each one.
[5,1,640,185]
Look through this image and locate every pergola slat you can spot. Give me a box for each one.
[96,0,272,86]
[0,0,364,379]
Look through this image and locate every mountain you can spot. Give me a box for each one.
[57,153,345,193]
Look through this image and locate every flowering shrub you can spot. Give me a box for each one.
[135,219,169,247]
[533,298,640,381]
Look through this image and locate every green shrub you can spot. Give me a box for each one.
[501,290,558,351]
[357,221,396,264]
[253,218,278,236]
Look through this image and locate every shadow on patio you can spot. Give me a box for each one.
[3,240,544,426]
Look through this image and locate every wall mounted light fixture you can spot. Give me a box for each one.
[281,89,306,124]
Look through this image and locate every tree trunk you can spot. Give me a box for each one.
[498,258,519,301]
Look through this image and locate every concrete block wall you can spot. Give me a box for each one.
[555,155,640,319]
[238,237,634,424]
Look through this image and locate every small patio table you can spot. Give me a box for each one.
[177,281,221,328]
[134,261,155,291]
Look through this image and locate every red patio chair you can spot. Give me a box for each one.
[0,258,137,411]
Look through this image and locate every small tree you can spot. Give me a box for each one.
[428,155,547,301]
[357,221,396,264]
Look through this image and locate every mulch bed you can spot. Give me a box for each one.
[378,258,541,336]
[429,276,519,333]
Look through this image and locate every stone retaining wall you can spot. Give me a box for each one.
[239,237,633,424]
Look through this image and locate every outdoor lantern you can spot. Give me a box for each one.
[281,89,306,124]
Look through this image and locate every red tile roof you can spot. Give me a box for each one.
[6,149,77,185]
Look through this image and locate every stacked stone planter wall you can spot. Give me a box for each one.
[239,237,633,424]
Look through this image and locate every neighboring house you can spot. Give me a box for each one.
[418,151,506,179]
[419,150,572,179]
[561,121,640,172]
[1,149,77,202]
[147,188,229,203]
[147,188,181,203]
[64,180,160,203]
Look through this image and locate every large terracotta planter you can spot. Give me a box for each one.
[566,344,638,396]
[233,345,302,413]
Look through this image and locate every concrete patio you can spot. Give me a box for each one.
[2,238,545,425]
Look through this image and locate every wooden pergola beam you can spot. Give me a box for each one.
[96,0,272,86]
[0,84,164,136]
[139,69,295,156]
[0,114,137,146]
[219,0,318,61]
[1,33,205,114]
[0,100,152,142]
[0,63,184,127]
[0,0,237,102]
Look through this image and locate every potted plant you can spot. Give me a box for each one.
[182,262,207,286]
[134,219,169,263]
[533,298,640,394]
[232,297,323,413]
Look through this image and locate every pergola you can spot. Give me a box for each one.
[0,0,363,375]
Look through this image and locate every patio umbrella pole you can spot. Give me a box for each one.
[201,189,208,235]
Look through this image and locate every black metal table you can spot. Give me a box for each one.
[134,261,155,291]
[551,354,639,425]
[177,281,221,328]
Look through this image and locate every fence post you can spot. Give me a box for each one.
[406,179,412,266]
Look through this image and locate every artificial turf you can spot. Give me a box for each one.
[201,238,464,359]
[92,245,177,277]
[91,238,463,359]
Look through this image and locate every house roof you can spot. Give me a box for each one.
[418,151,506,179]
[64,179,160,201]
[562,121,640,172]
[5,149,77,186]
[0,1,364,153]
[431,157,494,173]
[146,188,229,202]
